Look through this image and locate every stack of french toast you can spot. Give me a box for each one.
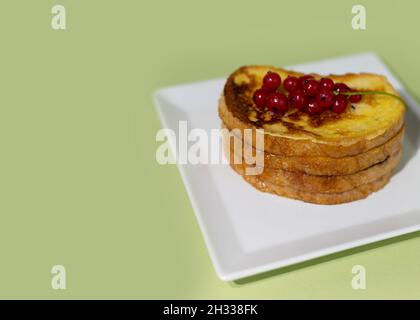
[219,66,405,205]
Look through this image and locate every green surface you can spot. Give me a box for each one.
[1,0,419,299]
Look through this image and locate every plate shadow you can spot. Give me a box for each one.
[233,230,420,285]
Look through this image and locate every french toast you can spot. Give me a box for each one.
[230,161,392,205]
[220,66,405,157]
[227,125,404,175]
[228,147,401,194]
[220,65,405,204]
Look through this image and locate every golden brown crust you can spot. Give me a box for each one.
[230,162,392,205]
[226,124,404,175]
[228,146,401,194]
[220,96,404,157]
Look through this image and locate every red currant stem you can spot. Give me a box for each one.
[334,90,405,103]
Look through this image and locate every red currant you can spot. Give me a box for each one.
[306,99,323,115]
[320,78,334,91]
[266,93,288,113]
[253,89,268,108]
[334,82,350,94]
[332,95,348,113]
[262,71,281,92]
[288,89,307,110]
[298,75,314,88]
[349,90,362,103]
[303,79,320,96]
[283,76,299,92]
[316,89,334,108]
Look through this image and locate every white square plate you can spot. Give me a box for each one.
[154,53,420,281]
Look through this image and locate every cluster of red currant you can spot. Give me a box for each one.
[252,71,362,115]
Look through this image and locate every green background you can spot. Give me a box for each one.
[1,0,419,299]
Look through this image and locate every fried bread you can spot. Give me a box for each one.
[230,161,393,205]
[228,146,401,194]
[220,65,405,204]
[226,124,404,175]
[220,66,405,157]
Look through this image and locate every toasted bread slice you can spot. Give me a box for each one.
[220,66,405,157]
[230,161,392,205]
[226,124,404,175]
[228,146,401,194]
